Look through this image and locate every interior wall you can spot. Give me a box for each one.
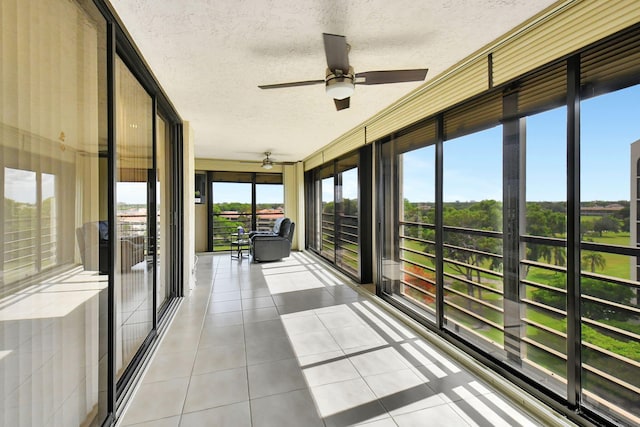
[283,162,305,250]
[184,122,196,290]
[194,203,208,253]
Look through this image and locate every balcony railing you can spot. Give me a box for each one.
[394,219,640,422]
[211,213,284,252]
[319,212,360,276]
[3,217,56,284]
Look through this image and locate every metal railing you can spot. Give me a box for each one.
[319,212,360,276]
[520,234,640,421]
[211,214,284,251]
[3,218,56,283]
[392,219,640,421]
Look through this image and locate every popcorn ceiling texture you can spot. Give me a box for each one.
[109,0,556,163]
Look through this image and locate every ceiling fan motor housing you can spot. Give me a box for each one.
[325,67,355,100]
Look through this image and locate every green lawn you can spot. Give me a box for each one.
[398,232,639,370]
[585,232,631,279]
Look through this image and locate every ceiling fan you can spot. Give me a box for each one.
[261,152,274,169]
[258,33,428,111]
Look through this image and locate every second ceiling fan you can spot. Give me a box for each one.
[258,33,428,111]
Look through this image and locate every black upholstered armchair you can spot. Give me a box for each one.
[250,218,295,262]
[76,221,145,273]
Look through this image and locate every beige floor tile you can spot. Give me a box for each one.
[120,378,189,425]
[364,369,446,416]
[393,403,469,427]
[250,389,324,427]
[287,329,341,357]
[310,377,388,427]
[192,343,247,374]
[119,254,546,427]
[180,401,251,427]
[247,357,306,399]
[143,350,196,383]
[298,350,360,387]
[121,415,180,427]
[183,368,249,413]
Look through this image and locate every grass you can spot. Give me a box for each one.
[585,232,632,279]
[395,232,639,374]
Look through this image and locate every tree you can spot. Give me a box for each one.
[593,215,620,237]
[581,278,634,321]
[580,218,595,240]
[581,251,606,273]
[443,201,503,305]
[532,275,635,321]
[552,247,566,267]
[613,204,631,231]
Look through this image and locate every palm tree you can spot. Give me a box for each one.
[581,252,606,273]
[553,247,566,267]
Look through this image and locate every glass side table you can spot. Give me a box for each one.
[230,229,250,259]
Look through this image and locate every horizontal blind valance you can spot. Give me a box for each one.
[444,92,502,140]
[394,119,437,155]
[516,61,567,117]
[581,27,640,98]
[256,173,283,184]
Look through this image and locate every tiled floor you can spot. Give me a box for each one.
[119,252,549,427]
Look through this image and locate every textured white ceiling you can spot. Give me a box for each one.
[108,0,557,164]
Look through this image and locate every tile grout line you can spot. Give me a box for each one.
[177,255,220,424]
[241,265,254,427]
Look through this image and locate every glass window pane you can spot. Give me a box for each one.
[398,145,437,319]
[212,182,252,251]
[256,183,284,231]
[156,116,171,311]
[321,176,335,262]
[41,173,57,269]
[3,168,37,282]
[1,0,109,423]
[580,84,640,425]
[337,166,359,275]
[443,126,504,353]
[521,106,568,397]
[115,56,154,382]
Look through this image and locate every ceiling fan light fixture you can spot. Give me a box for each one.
[325,68,355,100]
[262,152,274,169]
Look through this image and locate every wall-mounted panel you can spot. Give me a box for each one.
[196,158,282,173]
[323,127,366,164]
[365,57,488,143]
[304,151,324,171]
[493,0,640,86]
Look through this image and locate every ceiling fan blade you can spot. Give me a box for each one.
[323,33,350,72]
[355,69,428,85]
[258,79,325,89]
[334,97,350,111]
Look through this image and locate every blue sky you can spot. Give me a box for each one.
[113,181,284,205]
[211,182,283,204]
[402,84,640,203]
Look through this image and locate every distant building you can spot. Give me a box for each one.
[580,204,625,216]
[256,207,284,230]
[220,210,240,220]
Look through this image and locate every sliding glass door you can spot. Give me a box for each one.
[212,181,253,251]
[336,155,359,276]
[376,32,640,425]
[0,0,110,424]
[115,56,155,382]
[308,151,362,280]
[208,172,284,251]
